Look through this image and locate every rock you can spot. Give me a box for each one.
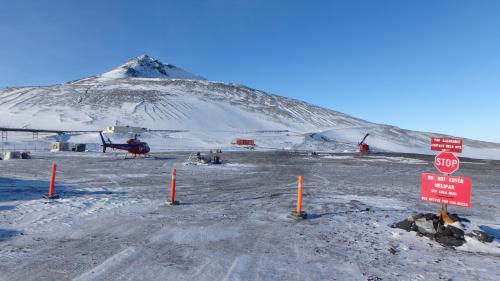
[410,223,419,232]
[448,225,465,239]
[436,224,452,236]
[417,213,439,221]
[415,218,436,234]
[407,213,418,222]
[436,223,446,234]
[395,219,413,232]
[435,234,464,247]
[388,247,397,255]
[466,230,493,243]
[395,213,473,248]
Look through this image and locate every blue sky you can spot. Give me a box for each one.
[0,0,499,142]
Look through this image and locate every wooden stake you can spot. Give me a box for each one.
[439,174,455,224]
[440,205,454,225]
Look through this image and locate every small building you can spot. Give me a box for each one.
[105,126,147,134]
[3,151,22,160]
[2,151,29,160]
[51,141,70,152]
[71,143,86,152]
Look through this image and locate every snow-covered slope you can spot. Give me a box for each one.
[300,127,500,160]
[1,55,499,159]
[0,77,362,131]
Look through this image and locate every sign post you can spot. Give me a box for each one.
[422,137,471,224]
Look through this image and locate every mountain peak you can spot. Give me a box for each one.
[98,54,206,81]
[126,54,163,66]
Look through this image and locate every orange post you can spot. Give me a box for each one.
[292,176,307,219]
[296,176,303,214]
[169,168,177,205]
[46,163,58,199]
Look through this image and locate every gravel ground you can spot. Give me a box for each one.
[0,151,499,280]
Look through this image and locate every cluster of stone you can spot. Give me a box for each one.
[393,213,493,247]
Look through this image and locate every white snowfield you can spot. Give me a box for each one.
[1,54,500,159]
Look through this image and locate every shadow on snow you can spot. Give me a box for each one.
[479,225,500,242]
[0,229,19,242]
[0,177,126,202]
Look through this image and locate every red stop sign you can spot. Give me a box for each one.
[435,152,460,174]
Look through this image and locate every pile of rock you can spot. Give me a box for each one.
[393,213,493,247]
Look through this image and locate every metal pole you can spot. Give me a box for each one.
[1,131,6,152]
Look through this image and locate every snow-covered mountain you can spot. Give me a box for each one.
[1,55,499,159]
[79,55,206,82]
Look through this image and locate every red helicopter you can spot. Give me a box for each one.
[99,132,150,157]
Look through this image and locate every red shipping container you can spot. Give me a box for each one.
[235,139,255,146]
